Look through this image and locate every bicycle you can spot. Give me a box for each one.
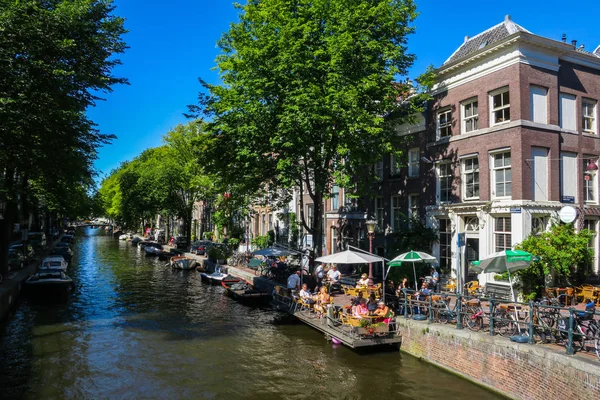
[557,302,600,359]
[462,299,520,337]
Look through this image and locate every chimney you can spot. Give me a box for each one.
[561,33,567,43]
[464,35,470,43]
[579,44,585,50]
[572,39,577,48]
[505,14,511,22]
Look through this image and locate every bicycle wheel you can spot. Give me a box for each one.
[494,310,516,337]
[463,307,482,332]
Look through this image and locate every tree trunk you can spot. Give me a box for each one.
[0,201,18,276]
[312,192,323,258]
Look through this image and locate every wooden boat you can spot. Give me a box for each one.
[221,280,271,304]
[144,244,163,256]
[25,270,74,293]
[170,256,197,270]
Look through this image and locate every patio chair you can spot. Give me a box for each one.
[581,286,596,304]
[464,280,481,296]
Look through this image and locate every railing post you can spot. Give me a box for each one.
[567,308,575,355]
[528,301,535,344]
[489,296,495,336]
[456,293,463,329]
[429,295,434,323]
[403,289,408,319]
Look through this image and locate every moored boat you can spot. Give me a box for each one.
[221,280,270,304]
[25,270,74,293]
[39,255,68,272]
[200,268,239,285]
[144,243,163,256]
[170,256,197,270]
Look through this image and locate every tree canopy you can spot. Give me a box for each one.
[189,0,431,255]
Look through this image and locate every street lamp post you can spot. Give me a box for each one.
[366,219,377,285]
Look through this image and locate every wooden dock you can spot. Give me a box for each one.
[272,293,402,348]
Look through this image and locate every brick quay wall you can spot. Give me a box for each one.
[396,318,600,400]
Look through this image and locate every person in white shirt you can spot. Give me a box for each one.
[314,264,325,287]
[326,265,341,283]
[357,273,369,287]
[299,283,315,304]
[287,270,301,293]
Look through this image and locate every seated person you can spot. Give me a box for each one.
[286,270,302,295]
[353,298,369,318]
[315,286,331,315]
[374,301,392,323]
[351,291,364,307]
[299,283,315,304]
[416,281,432,301]
[356,273,369,287]
[366,293,378,313]
[326,265,341,283]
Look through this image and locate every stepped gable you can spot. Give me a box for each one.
[444,15,530,65]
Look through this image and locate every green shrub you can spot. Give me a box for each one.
[252,235,269,249]
[227,238,240,252]
[203,232,214,240]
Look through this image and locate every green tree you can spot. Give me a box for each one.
[513,224,594,300]
[189,0,430,256]
[0,0,127,274]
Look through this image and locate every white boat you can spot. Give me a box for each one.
[119,233,134,240]
[25,270,74,292]
[39,256,68,272]
[170,256,197,270]
[200,268,235,284]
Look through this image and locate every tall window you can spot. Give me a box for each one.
[560,93,576,131]
[408,194,419,222]
[391,196,402,231]
[375,159,384,180]
[494,216,512,252]
[584,158,598,204]
[390,154,401,176]
[462,98,478,133]
[439,218,452,273]
[408,148,420,178]
[438,162,453,203]
[268,214,273,231]
[583,99,597,134]
[530,86,548,124]
[583,219,598,273]
[307,204,314,229]
[374,197,384,229]
[437,109,452,139]
[560,152,577,203]
[531,215,549,235]
[462,157,479,200]
[490,88,510,125]
[492,151,511,198]
[331,185,339,210]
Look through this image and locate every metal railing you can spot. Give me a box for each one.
[394,288,600,360]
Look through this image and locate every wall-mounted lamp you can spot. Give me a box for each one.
[586,159,598,177]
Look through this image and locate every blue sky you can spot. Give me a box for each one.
[89,0,600,180]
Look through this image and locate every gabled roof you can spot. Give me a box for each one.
[444,15,530,65]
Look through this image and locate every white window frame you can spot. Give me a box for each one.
[583,99,597,135]
[391,195,402,232]
[408,148,420,178]
[437,162,453,203]
[331,185,340,210]
[461,156,479,200]
[436,108,452,139]
[490,150,512,200]
[560,93,577,131]
[530,85,548,124]
[461,98,478,133]
[438,218,452,272]
[584,157,598,205]
[490,87,510,126]
[494,216,512,252]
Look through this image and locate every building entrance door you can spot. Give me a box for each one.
[465,238,479,282]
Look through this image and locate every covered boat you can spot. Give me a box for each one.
[39,256,68,272]
[144,243,163,256]
[25,270,74,293]
[170,256,197,270]
[222,280,270,304]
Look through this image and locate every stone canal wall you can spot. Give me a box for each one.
[396,318,600,400]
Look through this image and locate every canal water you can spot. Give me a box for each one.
[0,228,504,399]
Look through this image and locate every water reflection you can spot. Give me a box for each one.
[0,228,504,399]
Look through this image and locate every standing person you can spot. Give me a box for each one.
[314,263,325,288]
[326,264,341,294]
[287,270,302,295]
[431,266,440,293]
